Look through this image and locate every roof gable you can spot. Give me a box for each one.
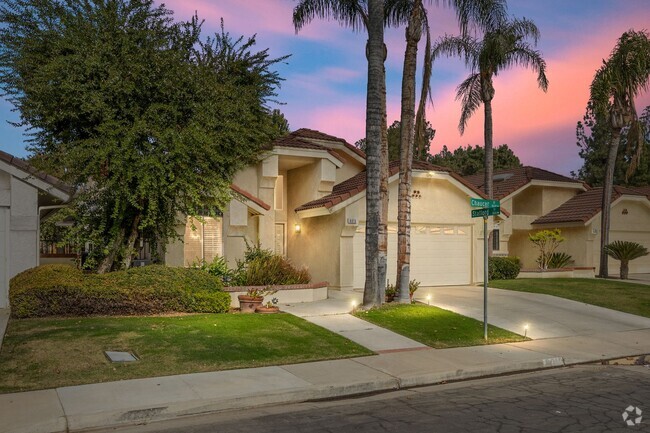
[269,129,365,164]
[464,166,585,200]
[295,160,487,213]
[0,150,71,201]
[532,186,649,225]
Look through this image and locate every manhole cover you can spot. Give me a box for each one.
[104,351,139,363]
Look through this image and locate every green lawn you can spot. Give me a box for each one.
[0,313,371,393]
[354,304,527,348]
[489,278,650,318]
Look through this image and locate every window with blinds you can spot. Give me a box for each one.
[184,216,223,265]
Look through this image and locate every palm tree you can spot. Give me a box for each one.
[293,0,387,306]
[362,0,386,307]
[390,0,507,301]
[432,18,548,201]
[590,30,650,278]
[604,241,649,280]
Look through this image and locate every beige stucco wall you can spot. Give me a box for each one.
[349,175,486,286]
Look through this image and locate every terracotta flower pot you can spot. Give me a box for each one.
[255,305,280,314]
[238,295,263,314]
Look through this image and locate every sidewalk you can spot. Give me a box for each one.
[1,297,650,433]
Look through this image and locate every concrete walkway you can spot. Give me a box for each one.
[2,290,650,433]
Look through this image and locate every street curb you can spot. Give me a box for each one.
[46,356,570,433]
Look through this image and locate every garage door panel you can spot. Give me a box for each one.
[353,224,471,288]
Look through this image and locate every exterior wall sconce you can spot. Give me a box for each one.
[295,223,301,234]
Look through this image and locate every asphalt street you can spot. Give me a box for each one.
[98,364,650,433]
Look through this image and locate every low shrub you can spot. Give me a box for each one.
[488,256,521,280]
[10,264,230,318]
[239,254,311,286]
[547,252,572,269]
[191,256,235,285]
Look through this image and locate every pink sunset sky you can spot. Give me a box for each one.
[1,0,649,176]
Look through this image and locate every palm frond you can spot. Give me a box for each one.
[452,0,507,35]
[431,34,479,70]
[503,44,548,91]
[507,17,540,44]
[455,72,482,134]
[293,0,368,33]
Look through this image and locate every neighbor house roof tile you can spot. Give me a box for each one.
[295,160,488,212]
[0,149,72,195]
[532,186,648,225]
[268,129,365,162]
[463,166,585,200]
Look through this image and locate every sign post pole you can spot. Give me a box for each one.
[483,216,488,341]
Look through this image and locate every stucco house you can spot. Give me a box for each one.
[464,166,650,273]
[0,150,70,308]
[165,128,495,290]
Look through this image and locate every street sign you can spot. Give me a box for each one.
[471,207,501,218]
[470,198,500,208]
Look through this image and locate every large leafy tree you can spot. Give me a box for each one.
[0,0,287,272]
[589,30,650,278]
[429,143,521,175]
[355,119,436,161]
[574,103,650,187]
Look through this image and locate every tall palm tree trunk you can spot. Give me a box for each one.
[378,70,389,305]
[599,129,622,278]
[396,8,421,303]
[363,0,385,308]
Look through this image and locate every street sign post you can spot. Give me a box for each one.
[469,198,501,340]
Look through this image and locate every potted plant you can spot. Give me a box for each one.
[256,297,280,314]
[238,287,277,313]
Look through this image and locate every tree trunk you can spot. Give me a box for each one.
[620,259,629,280]
[483,93,494,257]
[378,70,389,306]
[121,214,142,270]
[599,129,622,278]
[396,6,421,304]
[97,226,126,274]
[362,0,385,308]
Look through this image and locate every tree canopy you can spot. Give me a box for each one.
[574,103,650,187]
[0,0,288,272]
[355,119,436,161]
[429,143,521,175]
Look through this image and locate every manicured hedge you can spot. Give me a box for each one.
[488,256,521,280]
[10,265,230,318]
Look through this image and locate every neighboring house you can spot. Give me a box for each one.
[0,150,70,308]
[532,186,650,274]
[165,128,494,289]
[464,166,650,273]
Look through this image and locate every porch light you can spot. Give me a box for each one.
[294,223,301,234]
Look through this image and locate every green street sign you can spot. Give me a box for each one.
[471,207,501,218]
[470,198,500,208]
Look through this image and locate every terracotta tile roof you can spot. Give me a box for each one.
[230,184,270,211]
[295,160,488,212]
[463,166,585,200]
[0,149,72,195]
[268,128,365,162]
[631,185,650,198]
[532,186,648,225]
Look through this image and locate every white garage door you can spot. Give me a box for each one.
[0,208,7,308]
[610,230,650,273]
[353,224,472,288]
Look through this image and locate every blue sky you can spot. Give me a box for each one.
[1,0,649,176]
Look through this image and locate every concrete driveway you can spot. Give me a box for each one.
[416,285,650,339]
